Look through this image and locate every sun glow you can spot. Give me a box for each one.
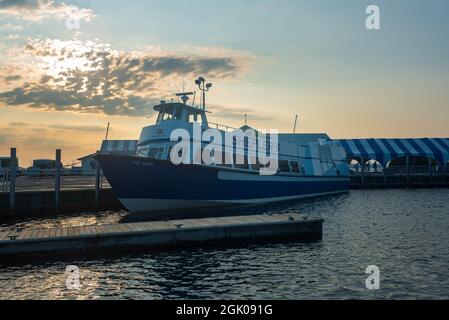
[31,39,115,83]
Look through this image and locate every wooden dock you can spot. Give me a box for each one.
[0,214,322,259]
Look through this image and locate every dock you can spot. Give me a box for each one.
[350,171,449,189]
[0,214,323,259]
[0,176,121,216]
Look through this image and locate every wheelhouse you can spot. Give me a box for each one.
[155,103,209,127]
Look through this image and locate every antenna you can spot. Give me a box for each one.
[105,122,110,141]
[245,114,248,126]
[293,115,298,134]
[175,92,193,104]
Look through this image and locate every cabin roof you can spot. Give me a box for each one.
[153,102,211,114]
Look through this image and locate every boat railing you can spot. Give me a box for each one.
[208,122,238,132]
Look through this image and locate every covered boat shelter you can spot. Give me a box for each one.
[336,138,449,173]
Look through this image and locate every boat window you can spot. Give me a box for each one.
[163,113,174,121]
[166,146,184,161]
[209,150,223,165]
[279,160,290,173]
[248,155,259,171]
[188,112,202,124]
[148,147,165,160]
[234,153,249,170]
[167,147,172,160]
[290,161,300,173]
[220,151,233,167]
[137,148,149,157]
[173,107,183,120]
[157,111,174,122]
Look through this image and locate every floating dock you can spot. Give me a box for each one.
[0,214,323,260]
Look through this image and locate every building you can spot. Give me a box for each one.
[0,156,19,177]
[77,154,97,176]
[337,138,449,173]
[26,159,62,177]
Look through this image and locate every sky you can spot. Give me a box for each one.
[0,0,449,166]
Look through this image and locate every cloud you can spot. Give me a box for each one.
[0,38,256,117]
[0,0,94,22]
[4,74,22,82]
[8,121,105,132]
[0,22,23,31]
[2,33,21,40]
[208,104,272,122]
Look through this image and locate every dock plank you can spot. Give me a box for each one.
[33,229,43,239]
[0,231,10,241]
[103,224,128,234]
[28,229,38,239]
[141,222,161,231]
[22,230,34,240]
[61,227,68,237]
[49,228,57,238]
[42,229,51,239]
[95,225,104,235]
[76,226,87,236]
[67,227,75,237]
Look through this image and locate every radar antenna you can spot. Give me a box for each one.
[175,92,194,104]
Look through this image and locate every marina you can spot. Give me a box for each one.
[0,0,448,303]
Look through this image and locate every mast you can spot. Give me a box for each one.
[293,115,298,134]
[105,122,110,141]
[195,76,213,110]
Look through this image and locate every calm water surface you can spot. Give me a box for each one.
[0,189,448,300]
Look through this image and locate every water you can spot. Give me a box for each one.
[0,189,448,300]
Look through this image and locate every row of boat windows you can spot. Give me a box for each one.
[137,146,306,175]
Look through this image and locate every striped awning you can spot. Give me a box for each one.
[337,138,449,165]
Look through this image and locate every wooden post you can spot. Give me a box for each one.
[55,149,61,207]
[360,156,365,186]
[428,157,433,184]
[9,148,16,209]
[95,161,100,203]
[406,156,410,185]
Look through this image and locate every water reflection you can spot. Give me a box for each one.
[1,189,449,299]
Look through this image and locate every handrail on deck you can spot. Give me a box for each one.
[208,122,238,132]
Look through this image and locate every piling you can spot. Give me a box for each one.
[55,149,61,207]
[9,148,16,210]
[95,158,101,203]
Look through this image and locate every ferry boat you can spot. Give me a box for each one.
[95,78,350,213]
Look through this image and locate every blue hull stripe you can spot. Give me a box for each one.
[96,155,350,202]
